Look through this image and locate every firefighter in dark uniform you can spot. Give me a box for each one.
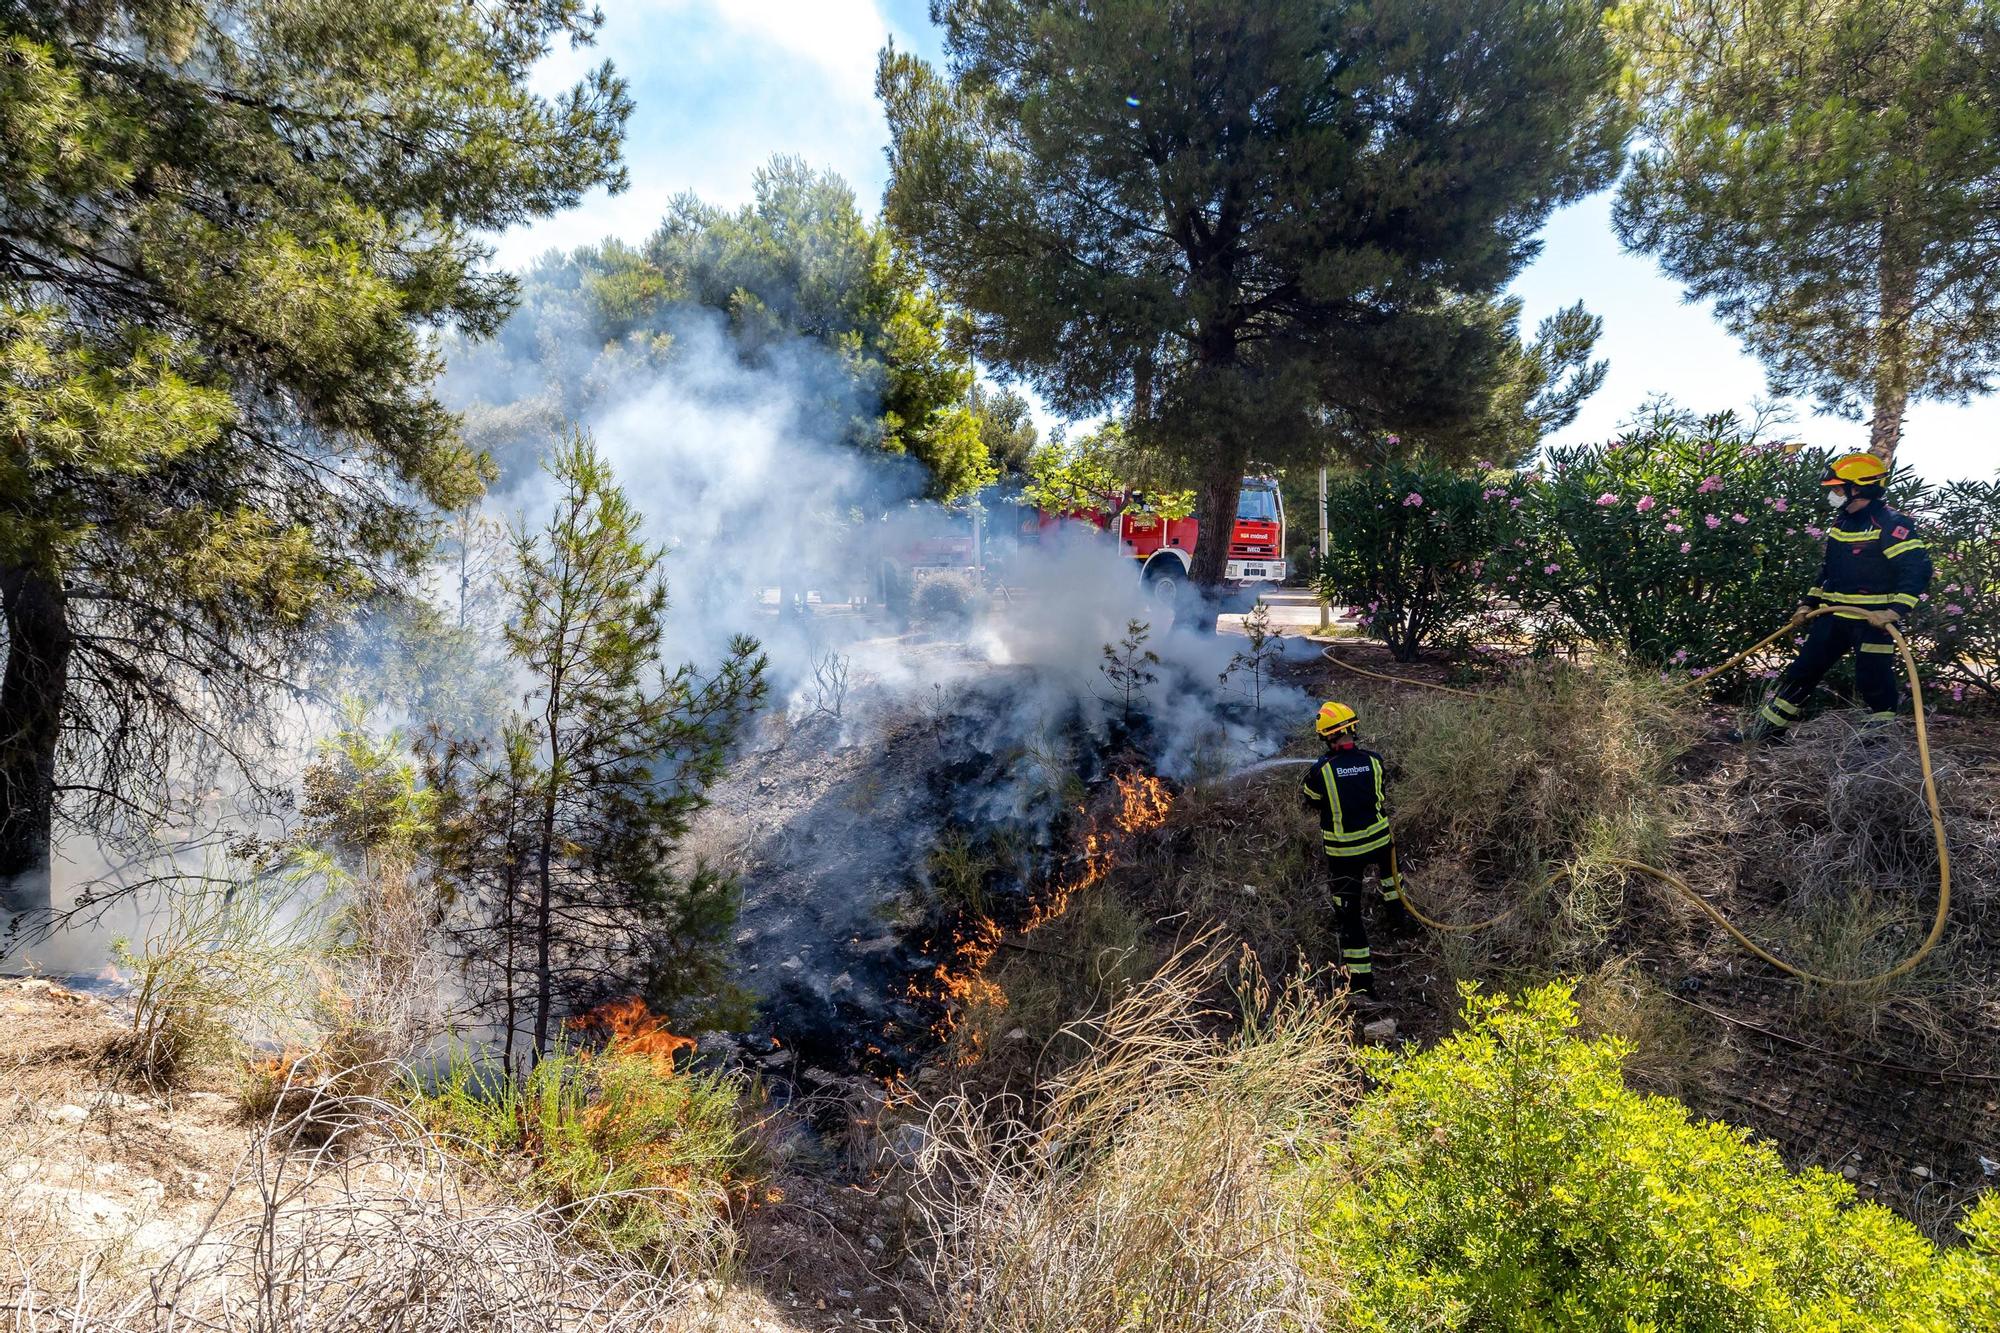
[1746,452,1933,743]
[1301,701,1400,996]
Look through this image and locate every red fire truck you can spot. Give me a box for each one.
[1024,476,1288,600]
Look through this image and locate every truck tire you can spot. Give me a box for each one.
[1143,557,1186,607]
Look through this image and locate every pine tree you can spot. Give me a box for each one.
[0,2,631,916]
[459,431,764,1063]
[878,0,1627,624]
[1612,0,2000,465]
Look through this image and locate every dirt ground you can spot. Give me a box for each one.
[0,974,927,1332]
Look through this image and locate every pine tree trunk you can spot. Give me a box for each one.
[1869,232,1916,468]
[0,564,69,917]
[1187,447,1248,634]
[1185,321,1249,635]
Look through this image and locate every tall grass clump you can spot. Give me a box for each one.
[407,1040,761,1274]
[907,942,1355,1333]
[1311,981,2000,1331]
[1377,662,1687,956]
[114,875,330,1089]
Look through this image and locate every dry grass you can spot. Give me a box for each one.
[1334,663,1688,969]
[1682,715,2000,1052]
[904,940,1355,1333]
[5,1083,717,1332]
[1571,957,1733,1100]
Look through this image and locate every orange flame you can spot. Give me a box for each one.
[568,996,697,1074]
[918,771,1175,1059]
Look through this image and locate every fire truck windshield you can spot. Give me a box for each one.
[1235,487,1278,522]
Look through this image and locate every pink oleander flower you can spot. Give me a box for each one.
[1785,528,1796,537]
[1704,514,1722,529]
[1946,604,1965,616]
[1944,583,1961,594]
[1805,525,1824,539]
[1385,433,1401,445]
[1403,492,1424,507]
[1731,513,1748,524]
[1596,493,1620,507]
[1635,496,1656,512]
[1698,476,1722,493]
[1680,542,1692,554]
[1665,523,1685,533]
[1506,574,1518,583]
[1543,563,1561,575]
[1671,648,1689,664]
[1669,507,1683,518]
[1477,459,1494,470]
[1952,685,1965,702]
[1509,497,1524,509]
[1773,497,1788,512]
[1483,487,1507,500]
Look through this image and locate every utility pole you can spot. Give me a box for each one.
[1317,466,1330,633]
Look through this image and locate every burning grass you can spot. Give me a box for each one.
[404,1001,764,1270]
[918,769,1178,1067]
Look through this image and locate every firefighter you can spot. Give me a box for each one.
[1743,452,1933,744]
[1301,700,1401,997]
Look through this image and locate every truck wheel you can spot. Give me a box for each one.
[1144,562,1184,606]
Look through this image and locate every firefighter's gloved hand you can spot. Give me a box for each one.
[1862,608,1902,630]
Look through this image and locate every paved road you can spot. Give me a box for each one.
[1220,586,1356,638]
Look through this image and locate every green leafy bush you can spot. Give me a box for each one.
[1910,475,2000,706]
[1507,411,1826,669]
[913,569,983,630]
[408,1038,760,1269]
[1316,458,1524,660]
[1312,982,2000,1331]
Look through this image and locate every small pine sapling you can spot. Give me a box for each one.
[1100,619,1161,723]
[1220,602,1286,712]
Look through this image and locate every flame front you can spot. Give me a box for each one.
[568,995,697,1074]
[918,770,1174,1059]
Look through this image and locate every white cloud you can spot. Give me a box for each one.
[492,0,901,268]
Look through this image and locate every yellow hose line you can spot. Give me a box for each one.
[1319,607,1952,987]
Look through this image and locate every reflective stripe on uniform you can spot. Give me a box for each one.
[1890,592,1919,608]
[1867,710,1897,720]
[1324,830,1392,857]
[1884,539,1926,559]
[1860,642,1896,655]
[1759,704,1794,728]
[1772,698,1801,717]
[1826,526,1880,542]
[1817,590,1894,605]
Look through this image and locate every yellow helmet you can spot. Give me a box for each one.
[1821,452,1890,488]
[1314,700,1358,738]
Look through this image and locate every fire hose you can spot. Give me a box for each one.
[1313,605,1951,988]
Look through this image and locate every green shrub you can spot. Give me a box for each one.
[1909,475,2000,707]
[1316,456,1525,661]
[407,1039,760,1270]
[913,569,982,630]
[1312,981,2000,1332]
[1506,409,1826,669]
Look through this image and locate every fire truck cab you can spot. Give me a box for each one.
[1118,477,1287,600]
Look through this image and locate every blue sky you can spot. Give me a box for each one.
[496,0,1995,484]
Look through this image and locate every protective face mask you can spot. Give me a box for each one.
[1827,488,1851,509]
